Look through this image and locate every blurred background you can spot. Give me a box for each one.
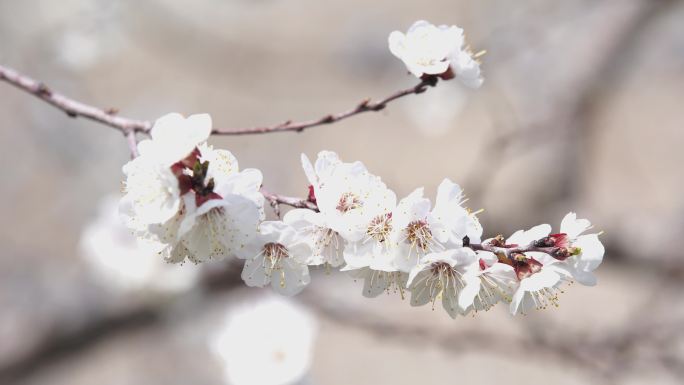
[1,0,683,384]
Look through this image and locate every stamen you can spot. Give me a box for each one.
[336,192,363,213]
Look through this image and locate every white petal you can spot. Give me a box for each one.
[272,260,310,296]
[560,212,592,239]
[241,256,270,288]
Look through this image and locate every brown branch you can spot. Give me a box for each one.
[0,65,151,134]
[0,64,438,137]
[469,240,557,258]
[260,187,318,214]
[215,76,438,135]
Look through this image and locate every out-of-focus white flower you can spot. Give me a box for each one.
[238,222,313,296]
[388,20,483,88]
[137,113,212,166]
[57,30,101,70]
[81,195,199,293]
[405,85,469,137]
[210,296,317,385]
[406,248,477,318]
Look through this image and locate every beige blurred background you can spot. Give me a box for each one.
[1,0,684,384]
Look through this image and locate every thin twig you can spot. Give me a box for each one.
[215,77,438,135]
[260,187,318,213]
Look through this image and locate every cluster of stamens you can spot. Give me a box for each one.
[420,261,464,310]
[405,219,433,252]
[336,192,363,213]
[366,213,393,243]
[262,242,290,281]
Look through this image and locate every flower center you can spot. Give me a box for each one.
[366,213,393,243]
[419,261,465,310]
[263,242,289,265]
[406,220,432,251]
[336,192,363,213]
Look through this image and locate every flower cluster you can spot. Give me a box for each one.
[118,20,604,318]
[120,113,264,265]
[81,194,200,293]
[120,121,604,317]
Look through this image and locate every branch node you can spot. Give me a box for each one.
[105,107,120,115]
[36,82,52,96]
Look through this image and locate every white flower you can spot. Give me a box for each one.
[170,194,261,264]
[389,20,463,78]
[406,248,477,318]
[300,151,342,189]
[391,180,477,272]
[388,20,483,88]
[559,212,605,286]
[137,113,212,166]
[210,296,317,385]
[298,151,396,269]
[283,209,345,268]
[311,153,396,242]
[505,223,574,315]
[459,253,517,313]
[507,215,605,286]
[431,178,483,245]
[122,133,264,265]
[121,155,181,225]
[201,143,265,212]
[238,221,313,296]
[344,266,408,299]
[81,195,199,293]
[509,253,572,315]
[342,211,396,271]
[390,188,438,271]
